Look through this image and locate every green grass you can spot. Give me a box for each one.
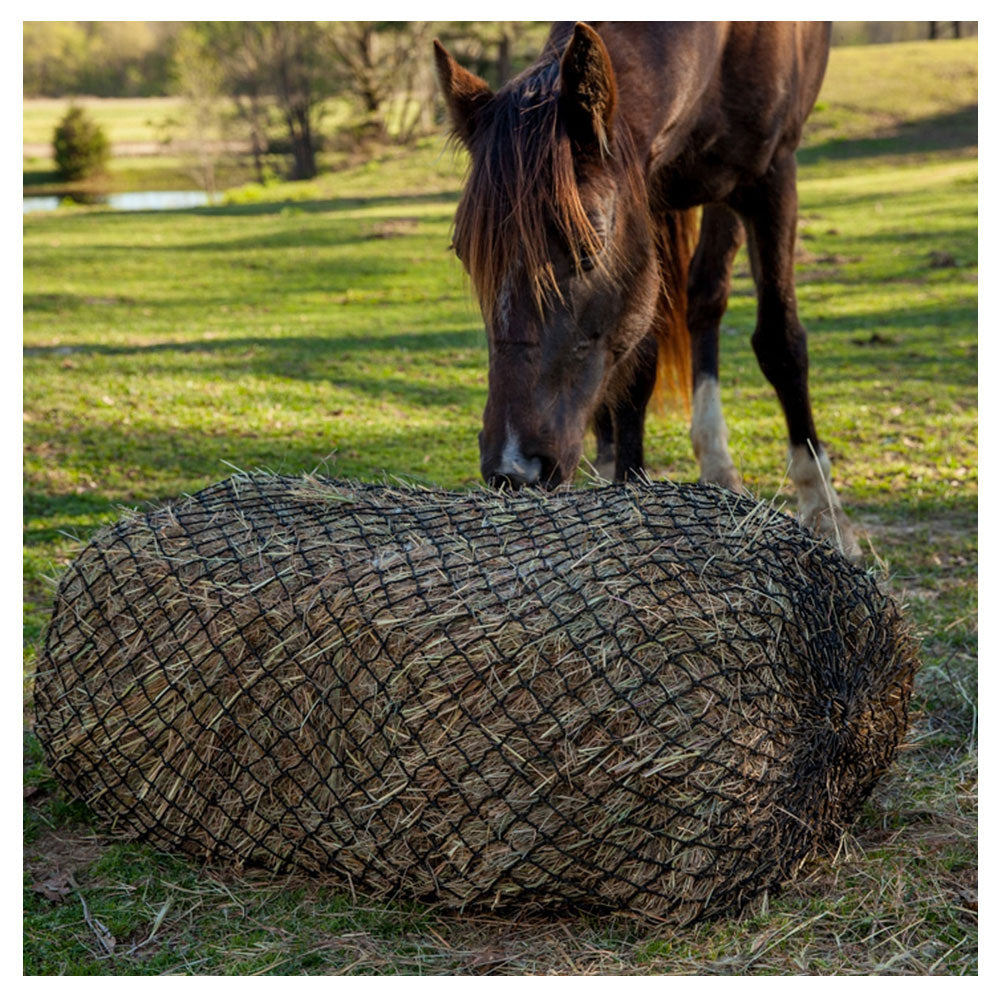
[24,38,977,974]
[23,96,187,147]
[803,38,977,155]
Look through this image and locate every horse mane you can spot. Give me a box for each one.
[451,41,695,412]
[451,60,608,321]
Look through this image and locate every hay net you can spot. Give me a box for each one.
[33,474,918,922]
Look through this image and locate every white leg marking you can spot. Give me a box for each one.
[788,443,861,561]
[690,377,743,492]
[498,420,541,484]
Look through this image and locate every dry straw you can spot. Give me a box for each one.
[34,474,918,922]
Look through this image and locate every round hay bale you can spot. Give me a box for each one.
[33,474,918,921]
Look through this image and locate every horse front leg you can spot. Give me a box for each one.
[594,331,658,482]
[731,154,861,561]
[686,203,745,492]
[592,405,616,481]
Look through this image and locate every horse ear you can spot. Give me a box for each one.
[434,39,493,146]
[559,22,617,154]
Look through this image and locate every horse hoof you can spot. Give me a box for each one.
[803,505,862,563]
[700,465,744,494]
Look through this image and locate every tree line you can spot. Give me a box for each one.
[831,21,975,44]
[25,21,978,186]
[25,22,552,182]
[24,21,178,98]
[24,20,979,102]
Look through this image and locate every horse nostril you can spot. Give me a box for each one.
[485,455,563,491]
[487,467,538,490]
[537,456,563,488]
[487,472,522,491]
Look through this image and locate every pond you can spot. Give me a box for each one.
[23,190,216,215]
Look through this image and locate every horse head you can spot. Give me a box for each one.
[435,24,664,488]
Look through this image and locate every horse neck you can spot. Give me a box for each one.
[597,23,731,152]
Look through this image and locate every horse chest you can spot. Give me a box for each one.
[646,150,743,212]
[645,109,788,211]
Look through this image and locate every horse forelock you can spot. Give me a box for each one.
[453,63,610,324]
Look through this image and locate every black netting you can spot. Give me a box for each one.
[33,474,918,922]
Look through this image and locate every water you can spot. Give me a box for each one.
[23,190,215,215]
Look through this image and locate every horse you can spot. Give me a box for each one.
[434,21,859,560]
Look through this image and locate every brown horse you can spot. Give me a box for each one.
[435,21,859,559]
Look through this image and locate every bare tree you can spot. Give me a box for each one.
[269,23,326,179]
[434,22,550,89]
[170,26,230,195]
[187,22,330,181]
[325,22,436,142]
[201,24,275,184]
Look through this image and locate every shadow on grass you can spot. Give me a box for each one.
[23,166,60,188]
[24,491,145,550]
[193,189,463,218]
[23,291,976,413]
[152,218,456,255]
[24,422,485,541]
[24,213,464,300]
[23,329,489,408]
[23,327,483,358]
[799,105,977,167]
[22,254,467,308]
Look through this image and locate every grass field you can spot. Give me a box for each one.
[23,38,977,974]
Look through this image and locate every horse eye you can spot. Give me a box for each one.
[579,254,596,274]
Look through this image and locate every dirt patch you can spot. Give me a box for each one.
[364,217,421,239]
[25,827,104,903]
[857,513,977,563]
[851,333,900,347]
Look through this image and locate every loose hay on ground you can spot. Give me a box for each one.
[33,474,918,922]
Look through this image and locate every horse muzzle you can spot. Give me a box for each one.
[479,427,564,489]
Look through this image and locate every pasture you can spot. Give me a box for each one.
[23,37,977,974]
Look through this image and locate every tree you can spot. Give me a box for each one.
[169,26,230,195]
[52,105,110,181]
[268,22,327,179]
[325,22,437,142]
[434,22,551,89]
[200,24,275,184]
[183,22,330,181]
[23,22,88,96]
[23,21,180,97]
